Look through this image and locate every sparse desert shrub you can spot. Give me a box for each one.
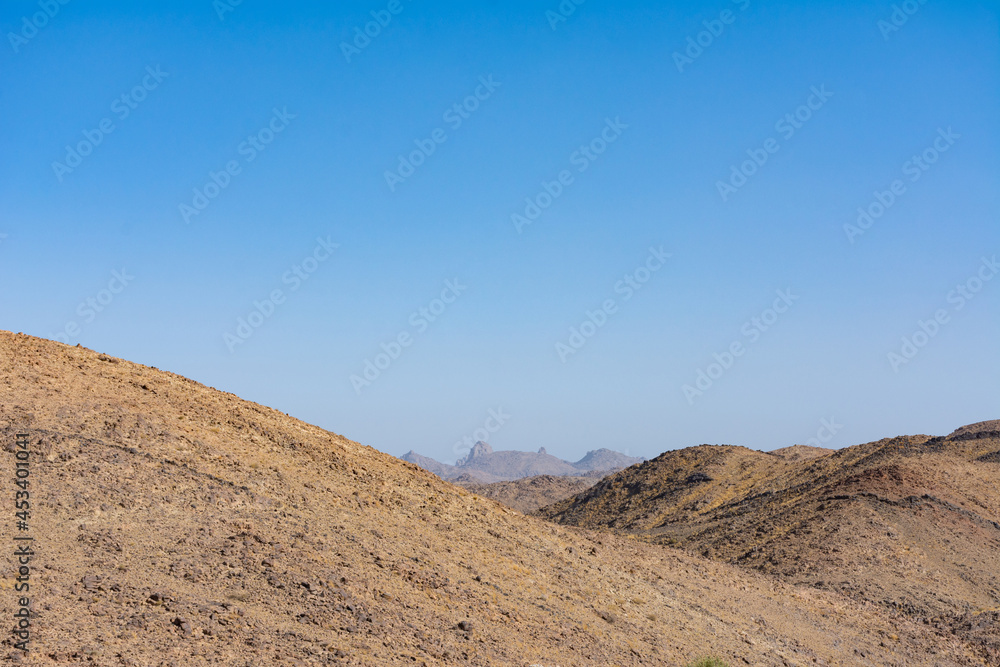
[596,609,617,624]
[686,658,728,667]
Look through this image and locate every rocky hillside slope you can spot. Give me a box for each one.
[539,425,1000,662]
[0,331,989,665]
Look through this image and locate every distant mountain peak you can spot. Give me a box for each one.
[400,449,454,478]
[457,440,493,466]
[574,448,644,470]
[403,441,643,483]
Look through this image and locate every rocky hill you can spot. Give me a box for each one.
[401,443,642,483]
[767,444,835,462]
[454,475,602,513]
[574,447,645,471]
[0,330,989,665]
[538,425,1000,662]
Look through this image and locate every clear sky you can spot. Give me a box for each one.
[2,0,997,464]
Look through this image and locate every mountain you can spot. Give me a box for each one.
[538,425,1000,662]
[1,330,986,665]
[457,440,494,465]
[400,449,454,478]
[401,442,644,483]
[574,447,645,471]
[454,447,580,482]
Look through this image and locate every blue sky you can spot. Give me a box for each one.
[1,0,997,463]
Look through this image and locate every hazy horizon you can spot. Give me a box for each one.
[2,0,997,464]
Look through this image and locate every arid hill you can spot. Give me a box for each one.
[0,330,991,665]
[454,475,602,513]
[539,425,1000,662]
[402,443,643,483]
[766,444,834,462]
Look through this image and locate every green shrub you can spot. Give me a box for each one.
[685,658,729,667]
